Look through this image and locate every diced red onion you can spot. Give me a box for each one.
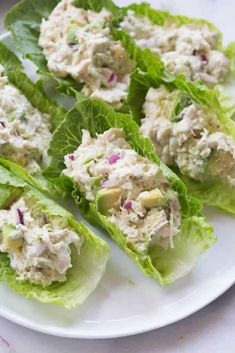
[124,200,132,209]
[101,179,107,186]
[0,336,10,353]
[108,72,117,84]
[17,208,24,225]
[0,121,6,128]
[101,179,118,187]
[200,54,208,62]
[108,153,120,164]
[68,154,75,161]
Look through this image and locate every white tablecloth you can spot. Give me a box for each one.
[0,1,234,352]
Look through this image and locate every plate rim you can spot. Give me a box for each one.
[0,32,235,339]
[0,279,234,339]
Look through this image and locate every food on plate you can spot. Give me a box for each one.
[63,128,181,252]
[0,165,109,308]
[0,41,65,176]
[6,0,160,109]
[45,97,216,285]
[128,68,235,214]
[38,0,135,108]
[0,64,51,172]
[0,196,83,287]
[141,86,235,185]
[6,0,235,101]
[120,9,229,85]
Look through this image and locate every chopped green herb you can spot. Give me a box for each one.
[7,111,17,122]
[67,26,79,45]
[170,93,192,122]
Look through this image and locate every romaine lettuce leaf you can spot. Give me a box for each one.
[0,41,66,130]
[5,0,163,99]
[119,2,235,75]
[4,0,83,95]
[0,165,109,309]
[120,2,223,47]
[44,97,216,285]
[224,41,235,77]
[0,42,67,192]
[73,0,120,16]
[118,2,235,107]
[128,68,235,214]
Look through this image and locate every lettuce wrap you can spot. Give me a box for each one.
[118,2,235,85]
[0,164,109,309]
[4,0,162,106]
[0,41,66,191]
[44,96,216,285]
[128,67,235,215]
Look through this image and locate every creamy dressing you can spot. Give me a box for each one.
[0,65,51,172]
[120,10,229,84]
[39,0,135,109]
[63,128,181,253]
[0,195,83,287]
[141,86,235,186]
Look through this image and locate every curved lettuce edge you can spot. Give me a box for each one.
[128,67,221,124]
[0,41,66,131]
[4,0,82,95]
[0,166,109,309]
[214,87,235,121]
[128,68,235,214]
[72,189,215,286]
[73,0,164,72]
[120,3,223,47]
[4,0,163,99]
[178,172,235,216]
[0,157,52,194]
[73,0,120,16]
[120,2,235,73]
[44,97,216,285]
[118,2,235,86]
[224,41,235,77]
[0,41,67,193]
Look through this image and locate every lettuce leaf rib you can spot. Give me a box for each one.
[0,41,66,130]
[4,0,164,99]
[0,165,109,309]
[0,41,67,192]
[119,2,235,78]
[44,97,216,285]
[128,68,235,215]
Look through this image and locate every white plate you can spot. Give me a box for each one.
[0,17,235,339]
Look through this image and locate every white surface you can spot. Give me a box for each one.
[0,179,234,338]
[0,0,235,351]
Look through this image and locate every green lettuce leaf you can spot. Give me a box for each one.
[0,158,50,193]
[0,41,66,130]
[119,2,235,73]
[4,0,82,94]
[128,68,221,124]
[120,2,223,46]
[0,165,109,309]
[73,0,163,73]
[128,68,235,214]
[73,0,120,16]
[0,41,67,192]
[44,97,216,285]
[224,41,235,77]
[5,0,163,99]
